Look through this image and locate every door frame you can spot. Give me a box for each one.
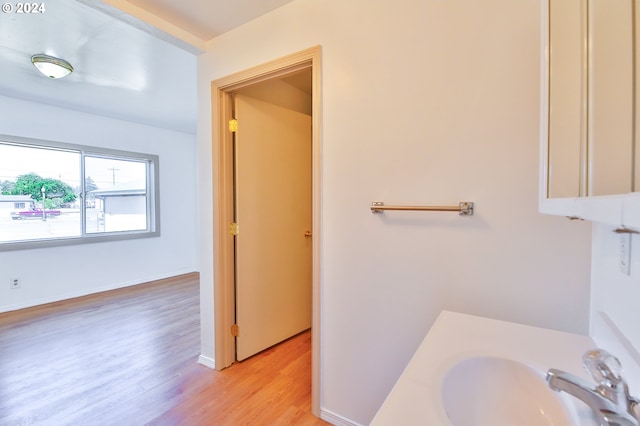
[211,46,322,416]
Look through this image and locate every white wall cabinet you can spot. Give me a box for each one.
[540,0,640,231]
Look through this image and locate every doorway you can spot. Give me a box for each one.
[211,46,321,416]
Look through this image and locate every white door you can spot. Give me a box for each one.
[234,94,312,361]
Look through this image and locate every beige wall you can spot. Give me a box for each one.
[236,72,311,116]
[197,0,592,423]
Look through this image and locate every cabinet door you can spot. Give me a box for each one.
[547,0,587,198]
[588,0,634,196]
[544,0,635,202]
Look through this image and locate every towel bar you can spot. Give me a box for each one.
[370,201,474,216]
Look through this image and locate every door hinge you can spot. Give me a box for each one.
[231,324,240,337]
[229,222,239,236]
[229,119,238,133]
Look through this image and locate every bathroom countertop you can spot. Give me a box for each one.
[370,310,598,425]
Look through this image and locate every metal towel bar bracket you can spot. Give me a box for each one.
[370,201,474,216]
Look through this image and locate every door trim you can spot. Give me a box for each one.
[211,46,322,416]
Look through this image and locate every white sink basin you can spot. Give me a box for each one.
[370,311,598,426]
[442,356,575,426]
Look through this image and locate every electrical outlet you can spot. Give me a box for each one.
[10,277,21,289]
[620,234,631,276]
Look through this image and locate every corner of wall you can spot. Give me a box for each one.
[197,354,216,369]
[590,223,640,392]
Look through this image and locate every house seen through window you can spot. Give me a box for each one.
[0,136,159,250]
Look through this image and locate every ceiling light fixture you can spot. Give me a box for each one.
[31,54,74,79]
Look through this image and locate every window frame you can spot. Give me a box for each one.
[0,134,160,251]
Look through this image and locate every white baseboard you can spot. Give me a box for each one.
[320,408,362,426]
[0,269,198,313]
[197,354,216,369]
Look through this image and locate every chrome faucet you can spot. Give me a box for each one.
[546,349,640,426]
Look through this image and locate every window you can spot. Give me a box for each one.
[0,135,159,250]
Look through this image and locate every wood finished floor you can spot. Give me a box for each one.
[0,273,329,426]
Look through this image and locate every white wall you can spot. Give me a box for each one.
[590,224,640,392]
[0,95,199,312]
[197,0,593,424]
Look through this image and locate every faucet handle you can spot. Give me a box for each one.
[583,349,624,387]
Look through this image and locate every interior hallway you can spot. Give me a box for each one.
[0,273,328,425]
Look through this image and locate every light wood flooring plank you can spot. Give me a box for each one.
[0,273,328,426]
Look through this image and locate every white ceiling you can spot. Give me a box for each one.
[119,0,297,41]
[0,0,296,135]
